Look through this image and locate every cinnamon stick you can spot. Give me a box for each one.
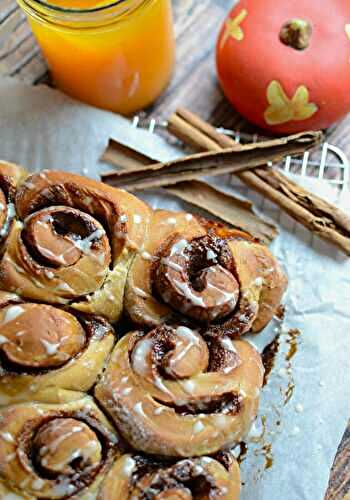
[101,140,278,243]
[167,108,350,256]
[102,131,321,191]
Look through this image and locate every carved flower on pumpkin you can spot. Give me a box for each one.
[220,9,248,49]
[346,24,350,40]
[264,80,318,126]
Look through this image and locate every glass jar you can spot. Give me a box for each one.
[17,0,175,115]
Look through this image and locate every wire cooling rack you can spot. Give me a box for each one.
[131,116,350,193]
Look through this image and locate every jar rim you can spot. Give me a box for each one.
[24,0,136,14]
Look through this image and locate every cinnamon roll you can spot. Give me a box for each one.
[95,324,264,457]
[99,451,240,500]
[0,170,152,322]
[0,161,28,255]
[0,397,122,498]
[125,211,287,335]
[0,291,115,405]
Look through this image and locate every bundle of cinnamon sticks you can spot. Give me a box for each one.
[102,108,350,256]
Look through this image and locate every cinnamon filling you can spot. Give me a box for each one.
[129,326,242,415]
[155,236,240,324]
[129,456,228,499]
[12,411,119,496]
[22,206,110,269]
[131,325,241,383]
[155,392,241,416]
[32,418,102,478]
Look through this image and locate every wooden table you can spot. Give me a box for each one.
[0,1,349,497]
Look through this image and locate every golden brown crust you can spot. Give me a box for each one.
[98,452,240,500]
[0,164,288,499]
[0,397,121,499]
[0,170,152,322]
[0,398,240,500]
[124,210,207,327]
[0,292,115,406]
[95,324,264,457]
[125,210,287,336]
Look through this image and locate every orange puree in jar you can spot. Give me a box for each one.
[17,0,175,114]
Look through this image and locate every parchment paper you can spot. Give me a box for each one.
[0,76,349,500]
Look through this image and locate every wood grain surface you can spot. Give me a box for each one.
[0,0,349,498]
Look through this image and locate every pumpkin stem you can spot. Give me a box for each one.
[279,19,312,50]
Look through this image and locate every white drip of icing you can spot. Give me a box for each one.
[2,306,25,324]
[122,457,136,477]
[171,279,206,307]
[133,402,146,417]
[0,203,15,237]
[1,432,14,443]
[133,214,142,224]
[206,249,217,261]
[133,287,149,299]
[165,327,201,373]
[166,217,177,225]
[193,421,205,434]
[73,229,105,255]
[40,339,61,356]
[220,337,237,353]
[161,258,184,273]
[170,239,190,256]
[132,339,153,377]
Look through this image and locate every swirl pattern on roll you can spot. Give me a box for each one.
[0,169,152,321]
[125,211,287,335]
[0,398,240,500]
[0,291,115,405]
[95,324,264,457]
[99,451,240,500]
[0,163,288,499]
[0,397,121,498]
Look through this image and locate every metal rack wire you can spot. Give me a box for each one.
[131,117,350,192]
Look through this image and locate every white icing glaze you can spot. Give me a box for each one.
[132,339,153,377]
[182,380,196,394]
[133,287,149,299]
[161,258,184,273]
[133,402,146,417]
[206,249,217,261]
[2,305,25,324]
[166,217,177,225]
[40,339,61,356]
[193,421,205,434]
[1,432,15,443]
[74,229,105,255]
[122,456,136,477]
[220,337,237,353]
[170,239,190,256]
[31,478,45,490]
[133,214,142,224]
[171,279,206,307]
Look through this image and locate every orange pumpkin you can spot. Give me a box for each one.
[216,0,350,134]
